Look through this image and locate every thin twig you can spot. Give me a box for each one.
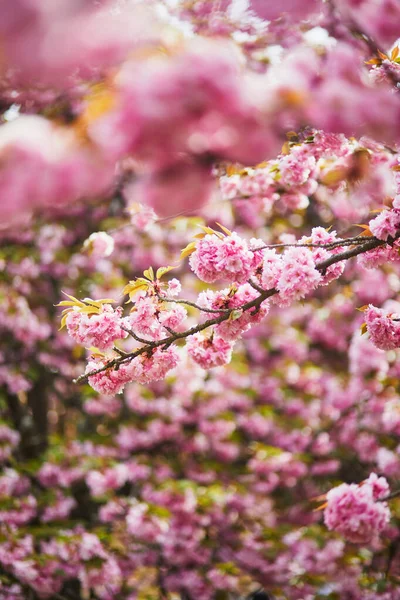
[121,325,153,345]
[157,294,231,314]
[113,346,128,357]
[252,236,368,252]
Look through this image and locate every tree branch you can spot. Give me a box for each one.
[75,235,387,384]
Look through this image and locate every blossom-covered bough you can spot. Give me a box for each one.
[3,0,400,599]
[70,227,391,391]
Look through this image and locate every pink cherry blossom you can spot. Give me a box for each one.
[189,232,254,283]
[369,209,400,241]
[324,474,390,544]
[66,304,128,350]
[127,346,180,384]
[186,333,234,368]
[365,304,400,350]
[276,247,322,306]
[86,359,132,395]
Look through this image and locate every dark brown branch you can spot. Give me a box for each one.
[316,236,385,273]
[252,235,368,252]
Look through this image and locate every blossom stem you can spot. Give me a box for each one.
[157,294,231,313]
[253,236,371,252]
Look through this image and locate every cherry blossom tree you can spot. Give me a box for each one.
[1,1,400,599]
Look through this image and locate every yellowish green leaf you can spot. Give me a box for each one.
[199,225,218,236]
[86,347,106,356]
[365,57,382,65]
[57,292,85,308]
[156,265,176,280]
[356,305,369,312]
[57,300,80,307]
[354,224,373,237]
[143,267,155,281]
[320,167,347,186]
[59,313,69,330]
[229,309,243,321]
[281,141,290,155]
[216,222,232,236]
[123,280,150,299]
[180,241,197,260]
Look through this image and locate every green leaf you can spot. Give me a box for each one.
[123,279,150,300]
[143,267,155,281]
[180,241,197,260]
[216,222,232,236]
[156,265,177,280]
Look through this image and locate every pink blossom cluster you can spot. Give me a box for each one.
[42,493,76,523]
[0,293,51,349]
[127,346,181,385]
[197,283,270,341]
[84,394,122,416]
[357,242,400,269]
[66,304,128,350]
[75,221,364,393]
[324,473,391,543]
[38,463,83,489]
[369,209,400,241]
[275,246,322,307]
[302,227,346,285]
[87,462,149,497]
[189,232,257,284]
[0,116,115,228]
[86,345,180,395]
[364,304,400,350]
[83,231,115,258]
[219,136,328,220]
[0,527,123,598]
[0,0,155,88]
[129,295,187,341]
[221,129,398,227]
[86,358,133,395]
[186,333,234,369]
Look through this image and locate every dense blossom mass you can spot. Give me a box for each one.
[323,473,391,543]
[2,1,400,599]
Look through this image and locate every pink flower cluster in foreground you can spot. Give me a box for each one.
[189,232,257,284]
[66,304,128,351]
[369,208,400,241]
[186,334,234,369]
[324,473,391,543]
[365,304,400,350]
[86,346,180,395]
[65,226,356,395]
